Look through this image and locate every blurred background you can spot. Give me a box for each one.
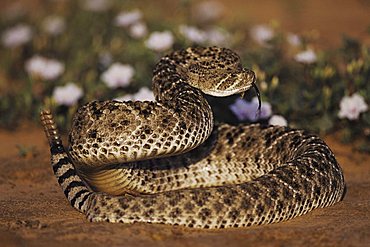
[0,0,369,151]
[1,0,369,46]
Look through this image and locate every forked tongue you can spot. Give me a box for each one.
[253,82,262,118]
[240,82,261,119]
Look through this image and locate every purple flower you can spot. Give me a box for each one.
[229,97,272,121]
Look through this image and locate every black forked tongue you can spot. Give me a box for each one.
[252,82,261,111]
[252,82,262,118]
[240,82,261,119]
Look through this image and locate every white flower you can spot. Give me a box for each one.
[1,24,32,48]
[287,33,301,46]
[25,55,65,80]
[80,0,111,12]
[250,24,274,46]
[269,115,288,127]
[229,97,272,121]
[205,27,230,46]
[115,87,155,102]
[338,93,368,120]
[131,87,155,101]
[179,25,207,44]
[194,1,224,23]
[114,95,132,102]
[145,31,174,52]
[53,83,83,106]
[115,9,142,27]
[294,49,317,64]
[101,63,135,89]
[42,16,66,36]
[129,22,148,39]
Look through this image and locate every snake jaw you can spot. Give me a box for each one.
[203,70,257,97]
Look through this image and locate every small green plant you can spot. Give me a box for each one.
[16,144,38,158]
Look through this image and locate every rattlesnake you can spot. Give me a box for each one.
[40,47,345,229]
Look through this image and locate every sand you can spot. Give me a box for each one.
[0,124,369,247]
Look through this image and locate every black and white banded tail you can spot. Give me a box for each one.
[40,110,93,213]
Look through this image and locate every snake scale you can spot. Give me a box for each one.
[40,47,345,229]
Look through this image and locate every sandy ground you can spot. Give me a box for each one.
[0,124,369,247]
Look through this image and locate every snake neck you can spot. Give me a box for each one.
[152,54,211,110]
[151,50,215,149]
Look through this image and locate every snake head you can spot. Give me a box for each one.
[192,67,257,98]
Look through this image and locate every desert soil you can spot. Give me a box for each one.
[0,124,369,247]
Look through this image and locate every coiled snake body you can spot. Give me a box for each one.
[41,47,345,229]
